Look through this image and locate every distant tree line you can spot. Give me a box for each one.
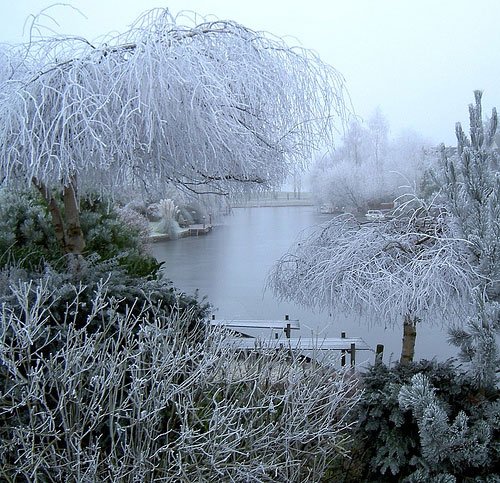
[310,108,433,213]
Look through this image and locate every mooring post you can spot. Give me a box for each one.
[350,342,356,367]
[375,344,384,366]
[341,332,346,367]
[284,314,291,338]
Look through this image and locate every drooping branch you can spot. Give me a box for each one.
[268,210,477,327]
[0,9,349,197]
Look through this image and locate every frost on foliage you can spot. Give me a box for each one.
[398,373,495,480]
[115,204,151,242]
[351,360,499,482]
[0,187,157,274]
[0,274,361,481]
[448,296,499,389]
[0,9,349,197]
[269,209,475,326]
[440,91,500,388]
[441,90,500,300]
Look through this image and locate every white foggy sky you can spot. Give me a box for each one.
[2,0,500,145]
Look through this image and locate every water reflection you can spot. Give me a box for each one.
[149,206,457,364]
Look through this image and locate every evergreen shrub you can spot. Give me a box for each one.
[0,188,161,278]
[341,361,499,482]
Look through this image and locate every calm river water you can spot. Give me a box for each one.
[149,206,457,364]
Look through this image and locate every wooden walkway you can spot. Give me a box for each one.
[187,224,212,236]
[210,316,300,338]
[209,316,374,366]
[149,224,213,242]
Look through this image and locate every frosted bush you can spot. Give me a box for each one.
[123,199,148,217]
[157,198,181,238]
[116,205,151,243]
[0,276,361,482]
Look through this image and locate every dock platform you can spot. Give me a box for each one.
[208,316,374,366]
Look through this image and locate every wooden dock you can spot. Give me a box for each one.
[187,224,212,236]
[210,315,300,338]
[208,316,375,366]
[148,224,213,242]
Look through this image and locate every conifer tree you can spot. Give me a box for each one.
[397,371,498,481]
[385,92,500,481]
[442,91,500,297]
[441,91,499,389]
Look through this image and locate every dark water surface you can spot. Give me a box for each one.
[150,206,457,365]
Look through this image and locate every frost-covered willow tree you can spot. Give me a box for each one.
[268,209,475,363]
[0,9,348,257]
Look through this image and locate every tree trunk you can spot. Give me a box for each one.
[33,177,66,249]
[400,314,418,364]
[62,176,85,256]
[33,175,85,260]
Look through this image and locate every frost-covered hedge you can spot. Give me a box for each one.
[0,274,361,481]
[0,189,158,277]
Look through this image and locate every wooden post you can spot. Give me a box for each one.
[375,344,384,366]
[350,343,356,367]
[284,315,291,338]
[341,332,346,367]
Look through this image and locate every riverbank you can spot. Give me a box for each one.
[231,199,314,208]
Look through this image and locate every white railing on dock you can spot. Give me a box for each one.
[220,336,369,366]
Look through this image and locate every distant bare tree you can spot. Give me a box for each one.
[309,110,431,214]
[344,118,367,166]
[367,106,389,166]
[0,9,349,258]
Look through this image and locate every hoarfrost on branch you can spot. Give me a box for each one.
[0,9,349,196]
[268,208,476,326]
[0,275,360,481]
